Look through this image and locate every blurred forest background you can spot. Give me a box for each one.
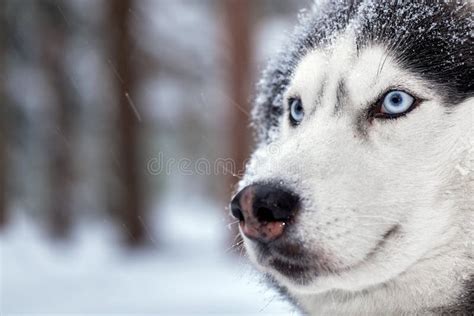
[0,0,307,314]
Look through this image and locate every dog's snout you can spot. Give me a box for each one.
[230,183,299,242]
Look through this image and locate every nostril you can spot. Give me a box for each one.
[230,195,245,221]
[231,205,244,221]
[255,205,293,223]
[256,207,277,222]
[253,186,299,224]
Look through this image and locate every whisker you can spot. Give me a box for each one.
[225,239,244,254]
[226,220,240,230]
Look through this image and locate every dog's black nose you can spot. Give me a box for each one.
[230,183,300,242]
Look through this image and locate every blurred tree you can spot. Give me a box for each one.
[0,125,5,229]
[0,1,6,228]
[110,0,146,246]
[222,0,254,247]
[0,113,5,228]
[39,0,75,238]
[222,0,253,192]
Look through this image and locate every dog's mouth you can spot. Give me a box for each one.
[252,240,327,284]
[249,225,400,284]
[269,258,312,282]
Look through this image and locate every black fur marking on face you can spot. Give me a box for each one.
[464,277,474,314]
[355,1,473,104]
[252,2,359,143]
[334,79,348,115]
[430,275,474,314]
[252,0,473,143]
[264,274,305,314]
[454,276,474,314]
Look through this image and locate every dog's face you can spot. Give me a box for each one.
[232,1,472,297]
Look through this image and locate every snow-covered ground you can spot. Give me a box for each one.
[0,196,299,315]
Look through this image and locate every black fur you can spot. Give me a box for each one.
[441,276,474,315]
[264,273,307,315]
[253,0,473,143]
[334,79,347,114]
[356,1,473,104]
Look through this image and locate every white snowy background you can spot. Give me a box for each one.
[1,0,306,315]
[1,197,299,315]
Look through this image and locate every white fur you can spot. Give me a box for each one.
[240,31,473,314]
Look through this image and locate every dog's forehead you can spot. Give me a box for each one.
[252,0,473,143]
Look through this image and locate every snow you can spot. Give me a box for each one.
[0,196,299,315]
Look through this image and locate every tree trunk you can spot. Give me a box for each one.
[222,0,253,192]
[0,101,5,229]
[39,1,73,238]
[0,1,6,228]
[0,115,5,228]
[222,0,253,248]
[110,0,145,246]
[223,0,253,190]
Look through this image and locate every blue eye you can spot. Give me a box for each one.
[382,90,415,115]
[289,98,304,125]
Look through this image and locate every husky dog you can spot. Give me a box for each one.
[230,1,473,314]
